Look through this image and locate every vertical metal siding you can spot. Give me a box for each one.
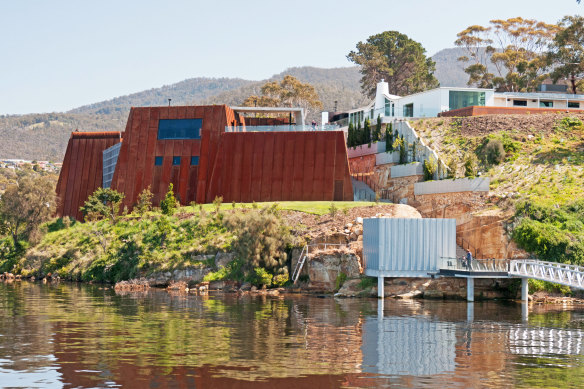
[364,218,456,276]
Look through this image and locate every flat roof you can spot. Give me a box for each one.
[231,106,304,115]
[497,91,584,100]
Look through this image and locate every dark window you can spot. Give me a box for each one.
[190,156,199,166]
[513,100,527,107]
[403,103,414,117]
[154,156,163,166]
[158,119,202,140]
[540,101,553,108]
[172,156,181,166]
[449,91,486,110]
[568,101,580,108]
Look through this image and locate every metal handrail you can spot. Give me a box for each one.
[509,259,584,289]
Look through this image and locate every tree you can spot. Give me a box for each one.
[549,15,584,94]
[347,30,439,98]
[0,173,56,247]
[242,75,323,123]
[160,183,177,216]
[455,17,559,91]
[80,187,125,223]
[363,118,371,146]
[347,122,355,147]
[134,186,153,216]
[374,115,382,141]
[385,123,394,152]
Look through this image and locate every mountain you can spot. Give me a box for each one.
[69,77,254,115]
[0,52,471,162]
[432,48,470,87]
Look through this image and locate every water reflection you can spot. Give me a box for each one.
[1,282,583,388]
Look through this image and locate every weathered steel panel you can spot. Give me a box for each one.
[292,133,305,200]
[56,132,122,219]
[260,132,274,201]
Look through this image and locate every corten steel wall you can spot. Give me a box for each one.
[207,131,353,202]
[439,105,584,117]
[109,105,242,209]
[56,132,122,220]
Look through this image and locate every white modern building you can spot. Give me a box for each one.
[342,80,584,124]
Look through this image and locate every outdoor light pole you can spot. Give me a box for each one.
[168,99,172,107]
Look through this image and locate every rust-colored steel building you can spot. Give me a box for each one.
[57,105,353,219]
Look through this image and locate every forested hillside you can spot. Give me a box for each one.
[0,51,467,161]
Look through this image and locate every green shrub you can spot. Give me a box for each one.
[423,156,437,181]
[463,153,479,177]
[249,267,273,287]
[483,139,506,165]
[135,186,154,215]
[272,273,289,287]
[223,204,292,275]
[335,272,347,290]
[80,187,125,222]
[358,276,376,289]
[160,184,177,216]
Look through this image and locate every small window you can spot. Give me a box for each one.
[540,101,553,108]
[403,103,414,117]
[568,101,580,108]
[154,156,163,166]
[513,100,527,107]
[190,156,199,166]
[172,156,181,166]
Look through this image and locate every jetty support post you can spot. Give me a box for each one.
[521,277,529,302]
[378,276,384,299]
[467,278,474,302]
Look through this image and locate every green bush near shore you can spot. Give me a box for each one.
[513,199,584,265]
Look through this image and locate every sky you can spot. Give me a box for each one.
[0,0,581,115]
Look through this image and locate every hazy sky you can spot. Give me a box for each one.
[0,0,581,114]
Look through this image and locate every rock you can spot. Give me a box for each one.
[251,286,257,292]
[346,223,353,229]
[336,279,363,297]
[209,280,225,290]
[306,251,362,292]
[395,290,423,299]
[355,217,363,224]
[240,282,252,291]
[215,252,235,268]
[423,290,444,299]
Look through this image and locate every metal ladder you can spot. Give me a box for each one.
[291,245,308,284]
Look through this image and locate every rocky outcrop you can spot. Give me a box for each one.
[144,252,234,287]
[335,277,520,300]
[306,250,361,292]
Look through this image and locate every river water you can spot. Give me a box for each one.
[1,282,583,388]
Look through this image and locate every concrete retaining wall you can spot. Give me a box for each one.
[376,151,399,165]
[414,177,490,195]
[347,141,386,158]
[391,162,423,178]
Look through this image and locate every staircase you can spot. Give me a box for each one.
[352,178,376,202]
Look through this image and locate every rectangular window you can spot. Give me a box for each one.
[172,156,181,166]
[513,100,527,107]
[403,103,414,117]
[190,156,199,166]
[385,98,391,116]
[540,101,553,108]
[448,91,486,111]
[568,101,580,108]
[158,119,202,140]
[154,156,163,166]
